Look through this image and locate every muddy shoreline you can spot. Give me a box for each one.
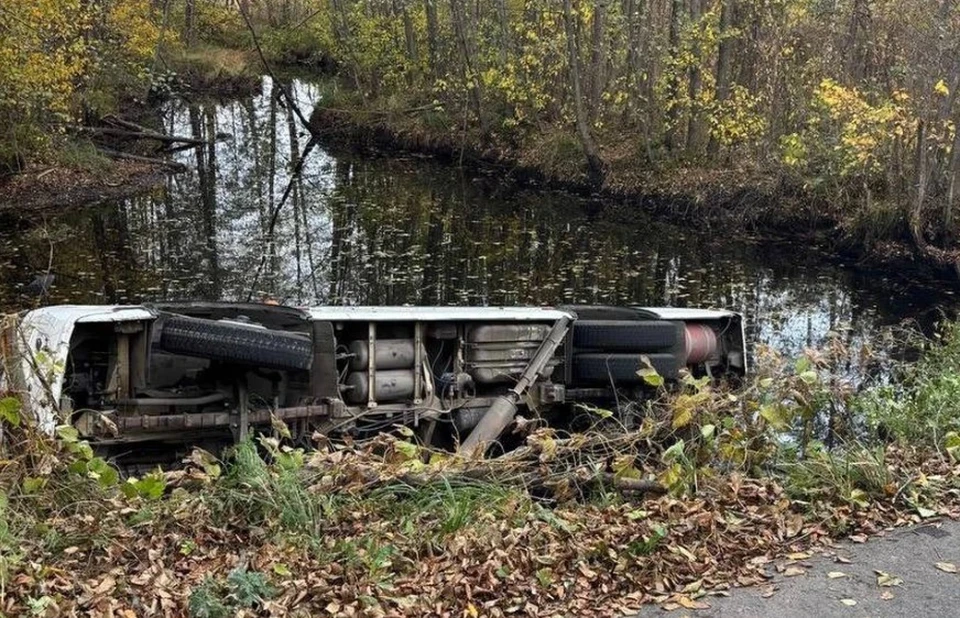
[0,160,175,218]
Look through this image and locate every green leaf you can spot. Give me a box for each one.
[759,404,790,430]
[535,567,553,587]
[798,370,819,385]
[73,441,94,460]
[700,424,716,440]
[394,440,419,460]
[22,476,46,494]
[582,404,614,419]
[0,397,21,427]
[135,472,166,500]
[662,439,686,462]
[672,407,693,430]
[87,457,119,487]
[272,563,292,577]
[56,425,79,443]
[945,432,960,462]
[637,368,664,388]
[612,455,641,479]
[120,480,139,499]
[847,488,870,508]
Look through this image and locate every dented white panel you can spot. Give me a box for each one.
[14,306,155,433]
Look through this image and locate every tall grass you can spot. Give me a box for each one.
[858,321,960,450]
[212,440,335,536]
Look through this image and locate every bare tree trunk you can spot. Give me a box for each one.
[588,0,608,119]
[686,0,705,154]
[394,0,419,83]
[624,0,640,106]
[189,105,221,300]
[946,120,960,237]
[184,0,196,46]
[497,0,510,64]
[331,0,364,93]
[425,0,440,78]
[449,0,485,132]
[665,0,684,152]
[846,0,872,82]
[911,120,929,251]
[563,0,605,185]
[707,0,734,156]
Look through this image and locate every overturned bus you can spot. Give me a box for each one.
[0,303,745,461]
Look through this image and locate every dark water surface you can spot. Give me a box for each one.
[0,77,953,359]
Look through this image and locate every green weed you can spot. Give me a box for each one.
[211,439,341,544]
[188,577,230,618]
[779,442,893,508]
[859,322,960,450]
[226,566,276,608]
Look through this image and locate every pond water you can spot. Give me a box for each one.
[0,76,953,361]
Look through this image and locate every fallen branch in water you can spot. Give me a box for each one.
[79,126,211,146]
[96,148,187,172]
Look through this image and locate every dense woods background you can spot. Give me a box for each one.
[4,1,960,269]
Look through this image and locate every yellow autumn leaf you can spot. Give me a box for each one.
[935,79,950,97]
[672,407,693,429]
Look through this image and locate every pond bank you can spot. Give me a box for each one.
[309,105,938,280]
[0,160,175,216]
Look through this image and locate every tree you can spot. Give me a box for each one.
[563,0,605,184]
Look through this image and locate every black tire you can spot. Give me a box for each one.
[159,314,312,371]
[572,320,683,352]
[559,305,657,321]
[572,352,684,383]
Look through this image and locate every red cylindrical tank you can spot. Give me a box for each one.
[684,323,718,364]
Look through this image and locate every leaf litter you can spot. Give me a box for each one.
[2,434,956,618]
[5,335,960,616]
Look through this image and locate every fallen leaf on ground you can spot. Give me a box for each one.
[787,551,812,560]
[827,571,847,579]
[881,590,895,600]
[875,570,903,587]
[836,556,852,564]
[840,599,857,606]
[935,562,958,573]
[677,596,710,610]
[849,535,868,544]
[783,567,806,577]
[760,585,777,598]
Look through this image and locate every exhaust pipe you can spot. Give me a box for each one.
[459,316,570,458]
